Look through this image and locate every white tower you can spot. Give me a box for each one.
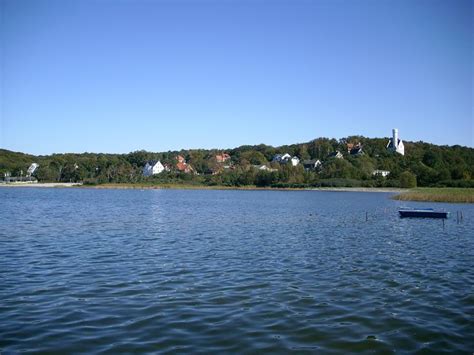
[387,128,404,155]
[392,129,398,147]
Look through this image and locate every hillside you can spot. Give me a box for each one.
[1,137,473,188]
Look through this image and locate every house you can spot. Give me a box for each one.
[272,153,300,166]
[254,165,278,172]
[302,159,322,171]
[272,153,292,163]
[387,128,405,155]
[176,162,194,174]
[143,161,165,176]
[290,156,300,166]
[328,151,343,159]
[210,166,222,175]
[175,156,194,174]
[372,170,390,177]
[27,163,39,177]
[349,143,364,156]
[216,153,231,163]
[3,171,37,183]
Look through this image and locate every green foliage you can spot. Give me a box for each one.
[1,137,472,188]
[255,171,278,187]
[399,171,417,188]
[238,151,267,166]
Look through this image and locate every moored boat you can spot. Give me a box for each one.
[398,208,450,219]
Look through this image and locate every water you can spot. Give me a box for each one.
[1,188,473,353]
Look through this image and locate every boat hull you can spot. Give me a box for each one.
[399,210,449,219]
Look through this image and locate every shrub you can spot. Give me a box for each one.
[399,171,417,188]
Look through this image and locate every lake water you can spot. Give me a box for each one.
[1,188,473,353]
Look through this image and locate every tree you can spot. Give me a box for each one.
[239,151,267,165]
[399,171,417,188]
[126,150,150,167]
[35,164,57,182]
[321,158,354,179]
[255,171,277,187]
[295,145,310,161]
[1,135,473,187]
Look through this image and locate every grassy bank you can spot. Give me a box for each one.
[393,188,474,203]
[83,182,268,190]
[82,182,321,191]
[81,182,402,193]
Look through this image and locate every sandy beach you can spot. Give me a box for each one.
[0,182,83,188]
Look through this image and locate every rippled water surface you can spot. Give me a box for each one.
[1,188,473,353]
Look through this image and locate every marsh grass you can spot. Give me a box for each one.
[393,188,474,203]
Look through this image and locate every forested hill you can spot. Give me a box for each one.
[1,136,473,188]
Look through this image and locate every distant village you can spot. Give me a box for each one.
[2,129,405,184]
[141,129,404,179]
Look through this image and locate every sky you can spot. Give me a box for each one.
[0,0,472,155]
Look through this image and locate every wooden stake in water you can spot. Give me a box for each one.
[443,218,445,229]
[366,212,368,222]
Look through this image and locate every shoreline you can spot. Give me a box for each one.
[2,183,472,202]
[0,182,83,188]
[88,185,403,193]
[0,182,402,193]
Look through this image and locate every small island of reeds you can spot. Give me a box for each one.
[393,188,474,203]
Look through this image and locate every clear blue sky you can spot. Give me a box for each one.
[1,0,472,155]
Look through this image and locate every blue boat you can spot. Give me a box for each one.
[398,208,450,219]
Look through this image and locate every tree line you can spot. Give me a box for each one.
[1,136,473,188]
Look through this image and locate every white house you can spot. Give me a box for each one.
[272,153,300,166]
[372,170,390,177]
[255,165,278,172]
[143,161,165,176]
[272,153,292,162]
[387,128,405,155]
[290,156,300,166]
[26,163,39,177]
[302,159,322,171]
[328,151,343,159]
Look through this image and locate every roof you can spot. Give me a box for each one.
[144,160,164,168]
[349,147,363,155]
[302,159,321,165]
[387,138,402,149]
[176,162,187,171]
[176,162,194,172]
[216,153,231,162]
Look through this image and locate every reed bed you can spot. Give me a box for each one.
[393,188,474,203]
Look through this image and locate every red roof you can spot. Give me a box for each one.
[176,162,187,171]
[216,153,231,163]
[176,162,194,173]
